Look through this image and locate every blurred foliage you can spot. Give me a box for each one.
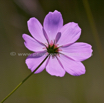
[0,0,104,103]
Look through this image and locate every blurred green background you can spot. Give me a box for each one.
[0,0,104,103]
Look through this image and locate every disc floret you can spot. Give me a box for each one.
[46,41,59,55]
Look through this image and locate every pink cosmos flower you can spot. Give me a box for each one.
[22,10,93,77]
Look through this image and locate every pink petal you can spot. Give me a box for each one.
[26,51,48,74]
[60,42,93,61]
[57,22,81,46]
[46,56,65,77]
[55,32,61,43]
[43,10,63,42]
[58,54,86,76]
[27,17,47,44]
[22,34,45,52]
[43,28,49,43]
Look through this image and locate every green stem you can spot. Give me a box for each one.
[1,54,49,103]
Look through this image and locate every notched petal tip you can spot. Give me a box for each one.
[70,22,82,32]
[27,17,37,24]
[22,33,27,39]
[27,17,38,29]
[72,69,86,76]
[50,73,65,77]
[83,43,93,59]
[48,10,61,14]
[47,71,65,77]
[54,10,59,12]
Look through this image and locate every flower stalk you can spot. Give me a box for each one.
[1,54,49,103]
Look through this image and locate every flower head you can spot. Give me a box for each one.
[22,10,93,77]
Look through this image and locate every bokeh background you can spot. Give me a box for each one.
[0,0,104,103]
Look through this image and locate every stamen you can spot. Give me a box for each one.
[57,54,60,57]
[50,40,54,47]
[56,44,59,46]
[58,49,62,51]
[44,43,48,47]
[42,47,46,49]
